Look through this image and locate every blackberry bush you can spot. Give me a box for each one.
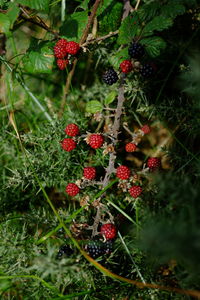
[1,0,200,299]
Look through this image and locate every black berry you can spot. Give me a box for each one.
[85,240,113,258]
[57,244,74,259]
[128,42,145,59]
[102,68,118,85]
[140,63,156,78]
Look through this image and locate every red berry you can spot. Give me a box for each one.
[83,167,96,180]
[125,143,137,152]
[120,60,133,73]
[89,134,104,149]
[100,223,117,240]
[57,59,69,70]
[66,183,80,196]
[65,41,80,55]
[147,157,161,171]
[141,125,151,134]
[129,185,142,198]
[116,165,131,180]
[65,123,79,137]
[54,39,68,58]
[61,138,76,152]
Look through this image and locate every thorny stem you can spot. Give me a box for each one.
[59,0,101,118]
[92,75,126,237]
[122,0,134,20]
[19,7,59,37]
[82,30,119,47]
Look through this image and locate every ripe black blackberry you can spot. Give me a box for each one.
[128,42,145,59]
[140,63,156,78]
[57,244,74,259]
[85,240,113,258]
[102,68,118,85]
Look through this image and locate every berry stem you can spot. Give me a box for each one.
[59,0,102,118]
[92,74,126,236]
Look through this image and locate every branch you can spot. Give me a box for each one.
[82,30,119,47]
[19,7,59,37]
[58,0,102,118]
[92,75,126,236]
[122,0,134,20]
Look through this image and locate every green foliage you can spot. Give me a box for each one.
[60,11,88,41]
[108,47,129,69]
[118,13,141,44]
[142,16,173,36]
[98,2,123,34]
[1,0,200,298]
[139,172,200,283]
[22,40,54,74]
[16,0,50,12]
[140,36,166,57]
[86,100,103,113]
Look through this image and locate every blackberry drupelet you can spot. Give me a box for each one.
[102,68,118,85]
[140,63,155,78]
[57,244,74,259]
[128,42,145,59]
[85,240,113,258]
[86,241,104,258]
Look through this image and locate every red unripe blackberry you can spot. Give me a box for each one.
[83,167,96,180]
[65,123,79,137]
[125,143,137,152]
[129,185,142,198]
[147,157,161,171]
[102,68,118,85]
[57,59,69,70]
[54,39,68,58]
[141,125,151,134]
[89,134,104,149]
[66,183,80,196]
[56,39,68,48]
[65,41,80,55]
[128,42,145,59]
[61,138,76,152]
[116,165,131,180]
[100,223,117,240]
[120,60,133,73]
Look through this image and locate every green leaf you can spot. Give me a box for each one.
[104,91,117,106]
[22,42,54,74]
[142,16,173,37]
[137,2,161,22]
[85,100,103,113]
[140,36,166,57]
[108,47,129,70]
[118,13,141,45]
[0,13,10,35]
[16,0,49,11]
[60,11,88,42]
[77,0,89,10]
[98,2,123,35]
[161,3,185,18]
[97,0,113,16]
[7,3,20,29]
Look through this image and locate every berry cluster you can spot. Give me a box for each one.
[60,124,106,197]
[125,124,151,153]
[103,41,157,84]
[61,123,79,152]
[54,39,80,70]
